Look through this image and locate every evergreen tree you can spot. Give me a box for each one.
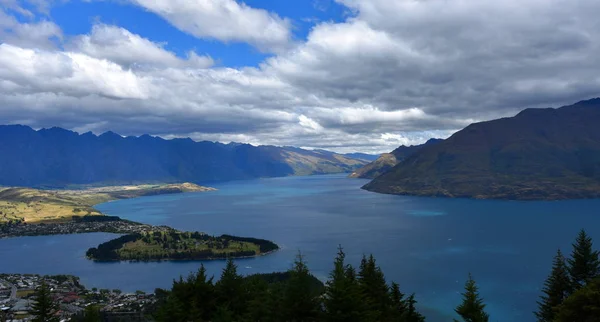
[324,246,365,322]
[454,274,489,322]
[31,280,60,322]
[283,252,322,321]
[401,294,425,322]
[389,282,407,320]
[215,258,246,318]
[554,278,600,322]
[191,264,216,320]
[568,229,600,290]
[535,249,572,322]
[244,276,273,322]
[358,254,391,321]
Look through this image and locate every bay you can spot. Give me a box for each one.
[2,174,600,321]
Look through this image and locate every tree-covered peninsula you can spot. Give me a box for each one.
[86,230,279,262]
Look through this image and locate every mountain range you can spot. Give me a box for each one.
[0,125,367,188]
[349,139,443,179]
[363,98,600,200]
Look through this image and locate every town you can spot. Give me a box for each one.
[0,274,155,321]
[0,216,174,239]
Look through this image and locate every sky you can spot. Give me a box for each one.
[0,0,599,154]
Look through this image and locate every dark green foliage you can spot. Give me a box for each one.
[152,249,424,322]
[323,246,366,322]
[153,265,216,321]
[535,249,572,322]
[389,282,407,319]
[220,234,280,253]
[283,252,323,321]
[568,229,600,290]
[86,231,278,262]
[72,215,121,223]
[358,254,392,321]
[454,274,489,322]
[31,280,60,322]
[554,278,600,322]
[215,258,247,318]
[82,305,101,322]
[402,294,426,322]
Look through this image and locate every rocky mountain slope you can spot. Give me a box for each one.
[363,98,600,200]
[349,139,443,179]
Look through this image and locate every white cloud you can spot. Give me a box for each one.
[0,44,150,99]
[69,24,213,69]
[2,0,600,153]
[0,9,62,49]
[128,0,293,53]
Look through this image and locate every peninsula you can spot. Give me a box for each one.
[0,183,215,224]
[0,183,280,262]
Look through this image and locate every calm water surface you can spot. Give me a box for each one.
[2,174,600,321]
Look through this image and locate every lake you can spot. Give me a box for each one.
[2,174,600,321]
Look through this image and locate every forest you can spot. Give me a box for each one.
[85,230,279,261]
[148,229,600,322]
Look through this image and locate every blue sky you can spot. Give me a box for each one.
[0,0,599,153]
[39,0,349,67]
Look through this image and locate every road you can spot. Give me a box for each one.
[0,279,16,302]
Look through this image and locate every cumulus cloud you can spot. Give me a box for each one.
[0,44,150,99]
[0,9,62,49]
[127,0,293,53]
[1,0,600,153]
[69,24,214,69]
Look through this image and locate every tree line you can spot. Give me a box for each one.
[153,247,432,322]
[31,229,600,321]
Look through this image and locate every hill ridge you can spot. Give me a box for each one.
[363,98,600,200]
[0,125,367,187]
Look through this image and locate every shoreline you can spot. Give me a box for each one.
[1,186,280,263]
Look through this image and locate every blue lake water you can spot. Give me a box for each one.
[2,174,600,321]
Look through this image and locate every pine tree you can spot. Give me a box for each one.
[215,258,246,318]
[283,251,322,321]
[192,264,216,320]
[568,229,600,290]
[535,249,572,322]
[31,280,60,322]
[554,277,600,322]
[244,277,273,322]
[389,282,407,320]
[358,254,391,321]
[401,294,425,322]
[324,245,365,322]
[454,274,489,322]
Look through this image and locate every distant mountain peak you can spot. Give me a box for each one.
[0,124,368,187]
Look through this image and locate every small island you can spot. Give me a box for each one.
[86,231,279,262]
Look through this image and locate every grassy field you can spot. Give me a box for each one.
[0,183,214,224]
